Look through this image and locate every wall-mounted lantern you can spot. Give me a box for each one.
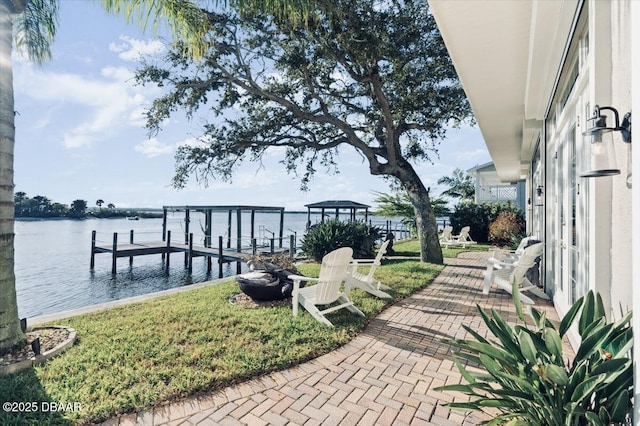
[580,105,632,178]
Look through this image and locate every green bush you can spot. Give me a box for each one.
[450,202,524,243]
[489,211,525,247]
[437,290,633,425]
[301,219,382,261]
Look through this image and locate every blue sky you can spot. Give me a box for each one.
[13,1,491,211]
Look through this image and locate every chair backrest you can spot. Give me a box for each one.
[440,226,453,241]
[315,247,353,304]
[510,242,543,283]
[458,226,472,242]
[373,240,389,264]
[363,240,389,281]
[515,236,539,256]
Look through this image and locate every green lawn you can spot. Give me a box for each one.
[393,238,491,258]
[0,239,483,425]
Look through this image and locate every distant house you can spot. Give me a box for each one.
[467,162,526,212]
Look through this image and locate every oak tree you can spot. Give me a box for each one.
[137,0,473,263]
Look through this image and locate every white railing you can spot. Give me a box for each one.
[477,185,518,204]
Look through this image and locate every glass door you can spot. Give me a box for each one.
[555,125,577,305]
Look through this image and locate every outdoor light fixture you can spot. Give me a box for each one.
[31,337,41,356]
[580,105,632,178]
[534,185,544,206]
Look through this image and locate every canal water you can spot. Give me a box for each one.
[14,212,403,319]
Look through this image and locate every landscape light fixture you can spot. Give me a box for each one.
[31,337,41,356]
[580,105,632,178]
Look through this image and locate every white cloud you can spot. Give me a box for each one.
[108,35,166,62]
[135,137,174,157]
[14,61,157,149]
[101,65,135,82]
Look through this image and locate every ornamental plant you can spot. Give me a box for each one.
[488,211,525,248]
[449,202,524,244]
[436,288,633,425]
[301,219,382,262]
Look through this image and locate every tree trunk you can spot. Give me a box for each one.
[0,1,26,353]
[398,166,443,264]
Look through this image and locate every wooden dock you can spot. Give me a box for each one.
[91,230,295,278]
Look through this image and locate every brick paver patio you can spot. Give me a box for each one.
[102,251,562,426]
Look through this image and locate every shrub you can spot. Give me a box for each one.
[301,219,382,261]
[436,290,633,425]
[450,202,524,243]
[488,211,525,247]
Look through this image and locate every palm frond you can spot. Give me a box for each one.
[13,0,59,64]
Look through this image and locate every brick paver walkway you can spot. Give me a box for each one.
[103,251,562,426]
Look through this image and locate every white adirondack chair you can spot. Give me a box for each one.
[483,242,548,305]
[439,226,460,248]
[288,247,365,326]
[454,226,477,248]
[486,236,540,271]
[345,240,392,299]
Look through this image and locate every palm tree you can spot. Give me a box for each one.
[0,0,314,353]
[0,0,43,352]
[437,168,475,202]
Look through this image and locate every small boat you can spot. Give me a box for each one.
[126,216,139,220]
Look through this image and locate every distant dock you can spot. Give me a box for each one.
[90,204,295,278]
[89,203,415,278]
[91,230,294,278]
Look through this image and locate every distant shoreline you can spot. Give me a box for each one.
[14,210,371,221]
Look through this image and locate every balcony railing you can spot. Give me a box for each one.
[477,185,518,204]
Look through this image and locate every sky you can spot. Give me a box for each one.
[13,1,492,212]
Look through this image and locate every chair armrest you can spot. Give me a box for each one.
[287,274,318,282]
[350,259,377,266]
[487,258,518,269]
[288,275,318,292]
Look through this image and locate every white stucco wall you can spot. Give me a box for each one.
[608,0,633,319]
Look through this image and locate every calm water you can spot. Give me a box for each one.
[14,213,400,319]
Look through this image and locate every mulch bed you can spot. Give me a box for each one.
[228,293,291,309]
[0,327,71,368]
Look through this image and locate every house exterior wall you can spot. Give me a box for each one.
[632,0,640,418]
[535,0,631,330]
[607,0,633,320]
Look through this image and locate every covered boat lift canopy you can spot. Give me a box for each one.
[162,205,285,251]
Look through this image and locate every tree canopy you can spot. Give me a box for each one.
[136,0,472,262]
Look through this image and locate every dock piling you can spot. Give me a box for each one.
[129,230,134,265]
[218,236,224,278]
[111,232,118,274]
[188,233,194,273]
[289,235,295,257]
[165,231,171,271]
[90,230,96,269]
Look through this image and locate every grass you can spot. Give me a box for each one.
[393,238,491,258]
[0,239,478,425]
